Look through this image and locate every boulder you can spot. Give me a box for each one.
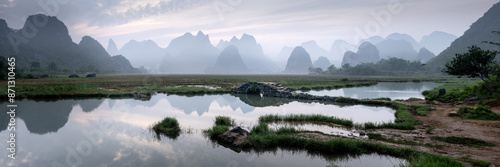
[30,74,40,79]
[40,74,49,78]
[69,74,79,78]
[218,126,250,147]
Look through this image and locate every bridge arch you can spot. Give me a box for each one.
[232,82,293,97]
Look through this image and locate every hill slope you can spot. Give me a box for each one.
[426,2,500,72]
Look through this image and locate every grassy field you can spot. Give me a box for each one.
[0,74,447,100]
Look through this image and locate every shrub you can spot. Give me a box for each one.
[431,136,495,147]
[453,105,500,120]
[413,105,431,116]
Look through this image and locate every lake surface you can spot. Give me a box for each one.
[299,82,443,100]
[0,93,405,166]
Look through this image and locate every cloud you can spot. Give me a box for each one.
[1,0,498,55]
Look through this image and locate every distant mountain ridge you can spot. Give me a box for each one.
[0,14,138,73]
[217,34,279,73]
[159,31,219,73]
[342,42,380,66]
[119,39,166,71]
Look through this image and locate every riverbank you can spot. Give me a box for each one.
[0,74,446,101]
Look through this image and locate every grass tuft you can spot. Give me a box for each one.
[215,116,235,126]
[152,117,181,135]
[451,105,500,120]
[413,104,431,116]
[203,125,230,139]
[259,114,353,127]
[431,136,495,147]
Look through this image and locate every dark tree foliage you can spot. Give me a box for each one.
[321,58,425,76]
[0,57,7,80]
[443,45,498,81]
[483,31,500,48]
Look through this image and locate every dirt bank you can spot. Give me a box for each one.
[298,100,500,166]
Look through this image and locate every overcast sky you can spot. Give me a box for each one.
[1,0,498,55]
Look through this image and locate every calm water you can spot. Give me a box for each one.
[0,93,405,167]
[299,82,443,100]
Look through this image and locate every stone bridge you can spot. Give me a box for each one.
[232,82,338,101]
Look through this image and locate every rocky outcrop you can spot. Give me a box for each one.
[284,46,313,73]
[218,127,250,148]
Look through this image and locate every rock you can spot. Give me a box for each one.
[438,88,446,96]
[86,73,96,78]
[464,96,479,101]
[133,92,151,100]
[31,74,40,79]
[218,126,250,147]
[40,74,49,78]
[69,74,79,78]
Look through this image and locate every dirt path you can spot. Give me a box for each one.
[298,100,500,166]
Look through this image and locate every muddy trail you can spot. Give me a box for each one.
[298,100,500,166]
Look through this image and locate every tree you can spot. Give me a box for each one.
[309,67,323,74]
[442,45,498,81]
[483,31,500,48]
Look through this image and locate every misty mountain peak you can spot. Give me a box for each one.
[313,56,332,70]
[182,32,194,37]
[300,40,329,63]
[0,19,8,31]
[285,46,313,73]
[240,33,257,45]
[206,45,249,74]
[342,42,380,66]
[417,47,435,63]
[419,31,457,55]
[386,33,420,49]
[79,36,109,57]
[21,14,72,44]
[301,40,318,47]
[196,31,206,37]
[107,39,120,56]
[230,36,238,43]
